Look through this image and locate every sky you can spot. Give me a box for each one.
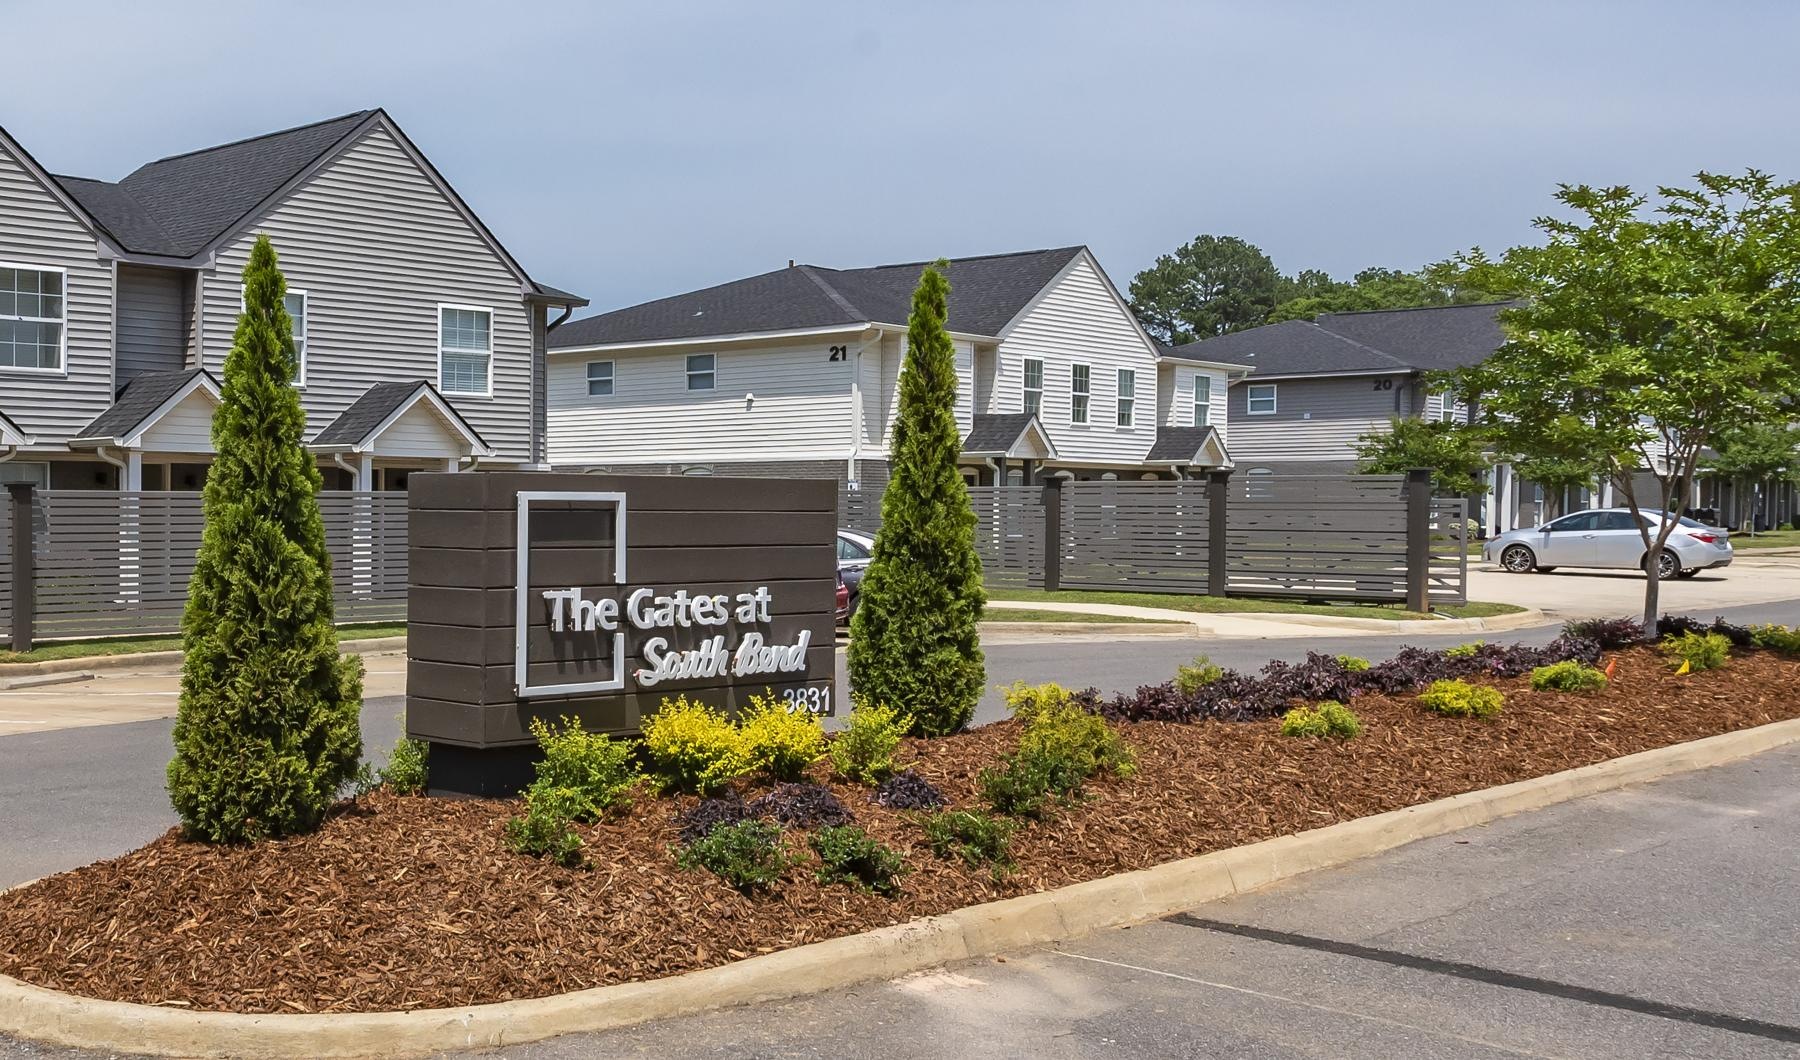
[7,1,1799,318]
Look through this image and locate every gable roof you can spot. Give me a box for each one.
[309,380,492,456]
[1164,302,1519,378]
[69,369,218,447]
[962,413,1057,460]
[549,246,1086,350]
[1146,424,1229,466]
[0,408,33,447]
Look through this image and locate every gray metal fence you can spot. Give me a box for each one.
[1059,480,1211,593]
[14,490,407,642]
[969,486,1045,590]
[1224,474,1414,602]
[0,498,10,634]
[840,487,883,535]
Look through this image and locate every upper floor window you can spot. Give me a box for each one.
[285,291,307,384]
[686,353,716,391]
[0,265,65,371]
[587,360,614,397]
[1071,364,1090,424]
[1116,369,1136,427]
[1438,392,1457,423]
[1246,383,1277,415]
[439,305,492,395]
[1193,374,1212,427]
[1022,358,1043,415]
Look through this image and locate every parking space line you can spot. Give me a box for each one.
[1168,914,1800,1046]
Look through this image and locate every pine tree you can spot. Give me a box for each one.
[167,235,364,843]
[848,262,985,735]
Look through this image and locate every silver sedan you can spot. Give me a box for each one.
[1484,508,1733,579]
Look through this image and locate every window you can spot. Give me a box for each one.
[686,352,716,391]
[1022,357,1043,415]
[1116,369,1136,427]
[1437,392,1457,423]
[1546,512,1601,532]
[1193,374,1212,427]
[1070,364,1090,424]
[1246,383,1277,415]
[836,534,871,562]
[285,290,307,384]
[0,265,65,370]
[1596,512,1641,531]
[0,461,49,488]
[438,305,492,395]
[586,360,614,397]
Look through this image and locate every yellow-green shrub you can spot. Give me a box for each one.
[829,701,911,785]
[1008,682,1134,780]
[521,716,640,821]
[738,693,826,782]
[1418,679,1503,720]
[1174,655,1224,694]
[1661,630,1730,672]
[641,696,749,794]
[1750,624,1800,656]
[1335,655,1371,672]
[1530,660,1608,693]
[1280,701,1361,739]
[1445,640,1485,659]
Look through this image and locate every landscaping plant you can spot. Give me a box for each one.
[811,825,904,895]
[381,736,429,795]
[1445,640,1485,659]
[678,819,796,894]
[1750,624,1800,656]
[920,809,1014,879]
[1530,660,1608,693]
[1658,614,1755,648]
[737,693,826,782]
[1418,679,1504,720]
[1173,654,1224,694]
[873,770,946,810]
[1279,702,1362,739]
[1011,682,1134,781]
[829,702,911,784]
[1660,630,1730,673]
[641,695,749,794]
[748,783,853,829]
[1335,654,1371,672]
[505,802,584,868]
[847,261,986,736]
[677,792,749,845]
[519,716,640,821]
[167,235,364,844]
[1563,617,1646,649]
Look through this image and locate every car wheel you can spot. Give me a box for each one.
[1500,544,1537,573]
[1676,568,1701,579]
[1648,550,1681,580]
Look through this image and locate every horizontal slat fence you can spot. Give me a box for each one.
[1428,498,1470,605]
[24,490,407,640]
[839,488,883,535]
[0,498,11,633]
[1060,481,1210,592]
[968,486,1045,589]
[1224,474,1411,602]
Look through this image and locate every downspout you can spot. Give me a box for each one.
[537,304,576,471]
[331,451,358,480]
[0,446,16,466]
[95,445,128,482]
[460,455,484,472]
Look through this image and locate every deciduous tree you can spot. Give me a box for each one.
[1128,235,1283,343]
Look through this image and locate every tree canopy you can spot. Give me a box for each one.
[1353,417,1490,496]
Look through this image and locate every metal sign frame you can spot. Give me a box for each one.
[513,490,628,698]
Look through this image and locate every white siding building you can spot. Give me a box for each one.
[547,246,1243,486]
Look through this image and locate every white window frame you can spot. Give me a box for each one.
[237,284,310,386]
[1070,363,1090,425]
[1116,368,1136,427]
[1246,383,1278,415]
[0,262,68,375]
[437,302,494,397]
[1022,357,1043,415]
[586,359,615,397]
[1438,391,1457,423]
[1193,374,1211,427]
[686,352,716,391]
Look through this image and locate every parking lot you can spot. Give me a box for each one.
[1466,550,1800,621]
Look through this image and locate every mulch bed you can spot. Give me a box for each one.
[1,646,1797,1013]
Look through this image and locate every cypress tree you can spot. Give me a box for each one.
[167,235,364,843]
[848,261,985,735]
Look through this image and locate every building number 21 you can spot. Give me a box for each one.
[828,345,849,361]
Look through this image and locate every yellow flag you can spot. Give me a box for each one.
[1675,659,1692,675]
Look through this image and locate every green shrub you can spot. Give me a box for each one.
[829,702,911,785]
[505,803,584,868]
[978,751,1066,819]
[521,716,639,820]
[1279,701,1362,739]
[1660,631,1730,673]
[1530,660,1608,693]
[1335,655,1371,672]
[811,824,904,895]
[920,810,1014,879]
[1010,682,1134,780]
[1445,640,1485,659]
[381,737,429,795]
[678,819,796,893]
[1418,679,1504,720]
[1750,624,1800,656]
[1174,655,1225,694]
[641,696,749,795]
[738,693,826,782]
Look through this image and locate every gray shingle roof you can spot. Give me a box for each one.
[53,176,179,256]
[310,380,488,451]
[549,247,1086,349]
[1164,302,1519,377]
[962,413,1045,456]
[1146,425,1223,462]
[72,369,214,444]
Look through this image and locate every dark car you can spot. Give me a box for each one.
[835,567,850,625]
[836,529,874,618]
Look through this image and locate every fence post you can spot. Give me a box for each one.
[1040,477,1062,592]
[8,482,35,652]
[1206,470,1231,597]
[1405,467,1432,613]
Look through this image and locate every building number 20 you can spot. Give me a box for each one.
[828,345,849,361]
[781,686,831,714]
[1371,378,1393,390]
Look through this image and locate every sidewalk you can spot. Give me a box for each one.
[984,599,1549,639]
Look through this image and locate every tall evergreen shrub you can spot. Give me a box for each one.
[848,262,985,735]
[166,235,364,842]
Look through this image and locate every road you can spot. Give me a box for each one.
[5,599,1800,890]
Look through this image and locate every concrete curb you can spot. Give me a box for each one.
[979,621,1194,638]
[1213,607,1551,636]
[4,716,1796,1059]
[0,637,408,678]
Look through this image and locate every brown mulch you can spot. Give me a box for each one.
[1,646,1797,1013]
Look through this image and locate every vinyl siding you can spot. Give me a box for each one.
[868,332,973,451]
[1159,363,1231,445]
[1227,374,1412,463]
[375,402,463,459]
[994,255,1159,465]
[115,264,191,381]
[199,125,532,462]
[546,337,858,465]
[0,142,114,443]
[136,389,216,453]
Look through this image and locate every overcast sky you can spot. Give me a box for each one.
[8,1,1797,316]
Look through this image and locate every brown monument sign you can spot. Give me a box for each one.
[405,472,837,794]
